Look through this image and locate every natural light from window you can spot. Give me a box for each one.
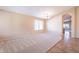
[34,19,44,31]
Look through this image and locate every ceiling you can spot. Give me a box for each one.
[0,6,73,19]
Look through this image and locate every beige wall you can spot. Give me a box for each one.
[75,7,79,38]
[0,10,44,37]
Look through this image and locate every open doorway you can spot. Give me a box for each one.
[63,15,71,39]
[62,14,72,48]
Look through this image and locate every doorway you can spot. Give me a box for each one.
[62,14,72,48]
[63,14,72,39]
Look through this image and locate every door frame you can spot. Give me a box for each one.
[62,14,72,40]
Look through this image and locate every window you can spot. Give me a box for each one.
[34,19,44,31]
[64,23,70,29]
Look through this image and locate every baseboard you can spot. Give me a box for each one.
[46,39,63,53]
[72,37,79,39]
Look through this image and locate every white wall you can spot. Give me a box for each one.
[47,15,62,40]
[47,15,62,33]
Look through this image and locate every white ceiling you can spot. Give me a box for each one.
[0,6,73,19]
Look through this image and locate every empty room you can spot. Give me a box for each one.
[0,6,79,53]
